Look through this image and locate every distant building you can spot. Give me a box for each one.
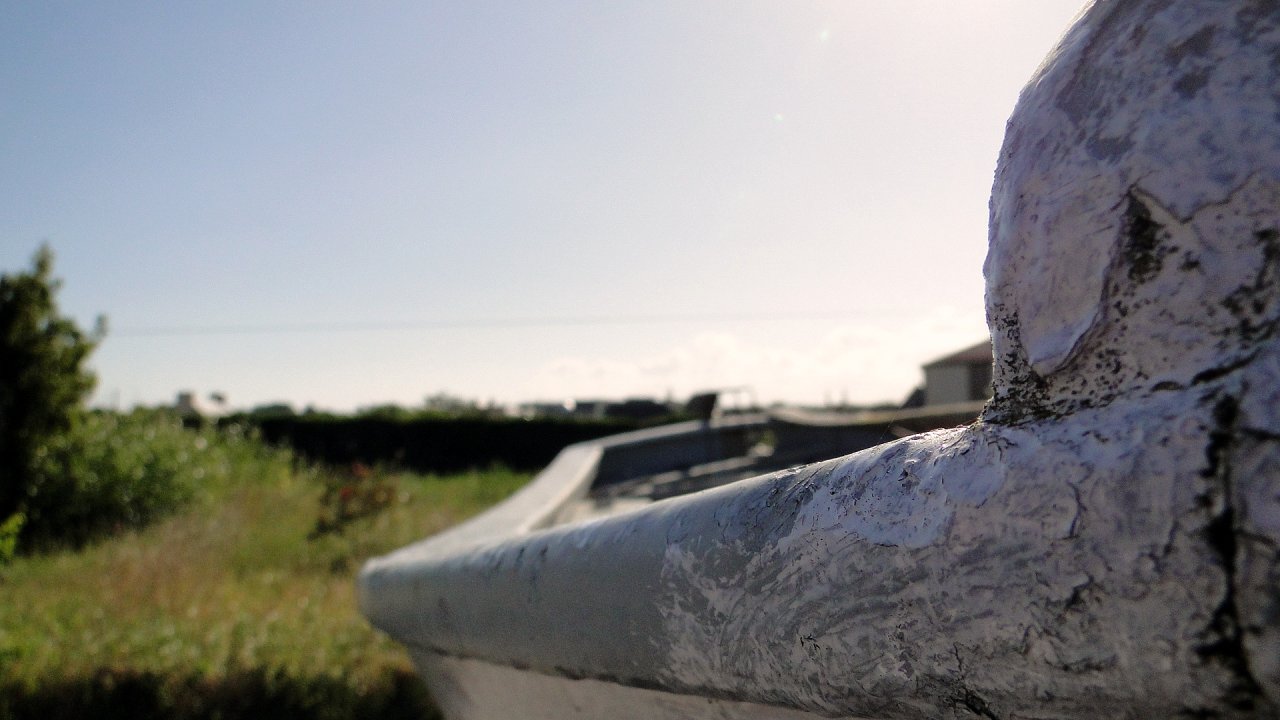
[921,341,993,406]
[516,402,570,419]
[175,391,203,420]
[174,391,228,427]
[516,397,676,422]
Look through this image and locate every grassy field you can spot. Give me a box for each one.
[0,426,531,720]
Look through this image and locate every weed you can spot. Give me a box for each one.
[311,463,397,540]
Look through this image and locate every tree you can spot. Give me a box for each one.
[0,245,104,522]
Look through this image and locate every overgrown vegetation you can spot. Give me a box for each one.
[0,245,104,543]
[0,248,538,718]
[0,417,531,719]
[18,409,251,551]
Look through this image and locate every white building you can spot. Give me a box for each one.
[922,341,993,406]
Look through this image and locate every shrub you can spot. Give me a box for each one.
[0,245,103,524]
[19,411,193,549]
[17,410,277,551]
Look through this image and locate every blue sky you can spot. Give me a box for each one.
[2,1,1084,411]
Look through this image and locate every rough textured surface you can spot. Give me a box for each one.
[359,1,1280,717]
[654,393,1264,717]
[978,0,1280,711]
[985,0,1280,412]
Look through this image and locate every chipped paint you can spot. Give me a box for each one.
[359,1,1280,717]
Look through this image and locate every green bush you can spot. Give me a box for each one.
[19,410,275,551]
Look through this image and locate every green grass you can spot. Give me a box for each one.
[0,431,531,720]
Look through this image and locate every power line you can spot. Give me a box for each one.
[112,311,859,338]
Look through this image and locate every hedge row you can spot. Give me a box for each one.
[243,416,658,474]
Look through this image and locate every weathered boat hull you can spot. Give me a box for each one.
[360,1,1280,716]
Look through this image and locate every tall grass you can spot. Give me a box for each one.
[0,415,531,719]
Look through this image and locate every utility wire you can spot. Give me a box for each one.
[112,311,858,338]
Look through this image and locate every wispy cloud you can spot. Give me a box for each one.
[526,306,988,406]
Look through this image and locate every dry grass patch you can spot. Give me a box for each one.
[0,450,530,720]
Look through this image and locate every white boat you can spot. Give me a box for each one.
[360,2,1280,717]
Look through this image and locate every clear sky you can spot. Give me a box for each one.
[2,1,1085,412]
